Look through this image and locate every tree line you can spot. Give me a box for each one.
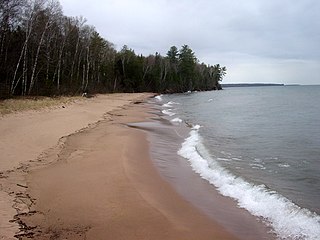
[0,0,226,98]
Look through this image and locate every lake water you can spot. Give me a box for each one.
[150,86,320,240]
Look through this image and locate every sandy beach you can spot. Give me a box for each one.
[0,93,238,239]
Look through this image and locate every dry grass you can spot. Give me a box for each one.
[0,96,83,116]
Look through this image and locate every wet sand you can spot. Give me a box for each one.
[0,94,238,239]
[135,112,275,240]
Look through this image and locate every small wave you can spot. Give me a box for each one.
[192,124,201,130]
[278,163,290,168]
[217,157,232,162]
[171,118,183,123]
[162,103,171,108]
[155,95,163,101]
[250,163,266,170]
[169,101,180,105]
[162,101,180,108]
[162,109,176,117]
[178,128,320,240]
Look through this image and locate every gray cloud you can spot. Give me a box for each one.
[59,0,320,84]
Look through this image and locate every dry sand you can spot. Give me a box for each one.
[0,93,238,239]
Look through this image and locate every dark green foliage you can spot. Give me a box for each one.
[0,0,226,98]
[178,45,197,92]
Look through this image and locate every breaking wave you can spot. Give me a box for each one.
[178,126,320,240]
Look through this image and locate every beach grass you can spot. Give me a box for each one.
[0,96,82,116]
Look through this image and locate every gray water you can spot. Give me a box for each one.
[156,86,320,240]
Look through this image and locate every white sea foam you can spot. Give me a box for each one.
[162,103,172,108]
[278,163,291,168]
[250,163,266,170]
[155,95,163,101]
[162,109,176,116]
[171,118,183,123]
[169,101,180,105]
[178,128,320,240]
[162,101,180,108]
[192,124,201,130]
[217,157,232,162]
[162,103,171,108]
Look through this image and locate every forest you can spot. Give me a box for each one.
[0,0,227,98]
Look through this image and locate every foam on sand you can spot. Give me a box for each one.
[155,95,163,101]
[171,118,183,123]
[162,109,176,117]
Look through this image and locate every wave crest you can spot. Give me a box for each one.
[178,127,320,240]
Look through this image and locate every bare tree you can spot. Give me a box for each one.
[160,57,169,84]
[142,55,155,82]
[70,16,86,84]
[10,0,40,95]
[28,0,62,94]
[80,25,94,91]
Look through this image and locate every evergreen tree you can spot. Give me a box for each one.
[0,1,226,98]
[178,45,197,92]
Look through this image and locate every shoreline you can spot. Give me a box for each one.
[0,93,238,239]
[135,101,275,240]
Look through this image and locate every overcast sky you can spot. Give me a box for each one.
[59,0,319,85]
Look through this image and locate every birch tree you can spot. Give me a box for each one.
[28,0,62,94]
[69,16,86,84]
[80,25,93,91]
[10,0,40,95]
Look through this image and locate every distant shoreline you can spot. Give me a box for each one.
[222,83,285,88]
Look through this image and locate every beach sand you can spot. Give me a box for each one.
[0,93,238,239]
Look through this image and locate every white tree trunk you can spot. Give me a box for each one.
[70,35,80,82]
[28,20,50,94]
[57,37,66,91]
[11,43,26,94]
[22,45,28,95]
[113,77,117,92]
[10,1,38,95]
[85,46,90,90]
